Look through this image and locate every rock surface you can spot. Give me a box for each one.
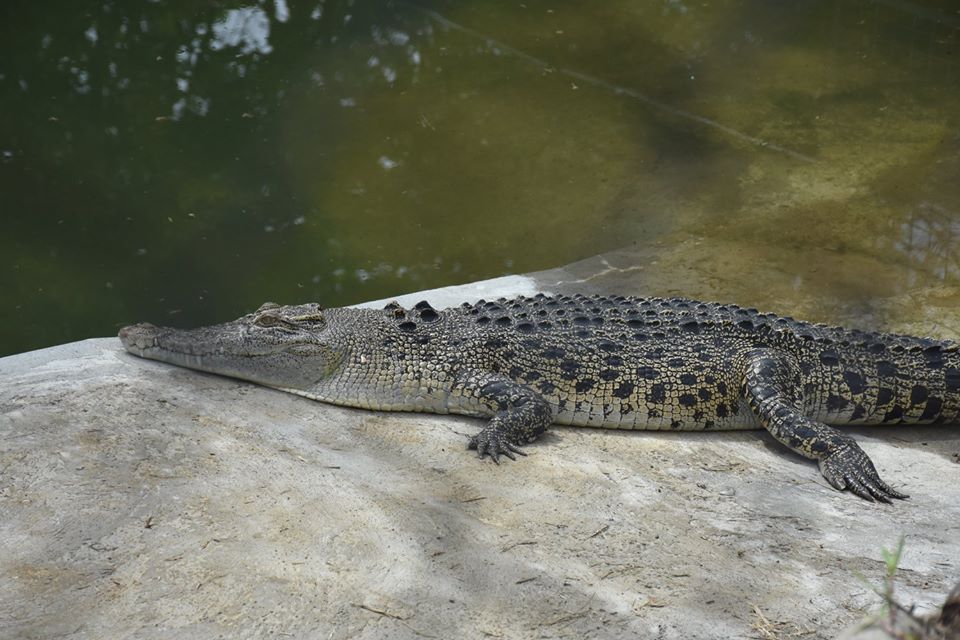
[2,274,959,639]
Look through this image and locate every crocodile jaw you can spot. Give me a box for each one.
[120,322,226,371]
[118,320,339,390]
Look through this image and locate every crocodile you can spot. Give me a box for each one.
[118,294,960,502]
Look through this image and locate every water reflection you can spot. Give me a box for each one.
[896,203,960,284]
[210,6,274,55]
[1,0,959,356]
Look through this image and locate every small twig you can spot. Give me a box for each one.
[584,524,609,540]
[599,564,642,579]
[353,604,438,638]
[501,540,537,552]
[541,610,589,627]
[751,604,784,640]
[353,603,407,621]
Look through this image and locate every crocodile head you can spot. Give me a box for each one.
[119,302,346,390]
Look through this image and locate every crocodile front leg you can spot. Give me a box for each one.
[450,370,554,463]
[742,348,908,502]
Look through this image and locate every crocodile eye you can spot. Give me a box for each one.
[254,314,283,328]
[257,302,281,312]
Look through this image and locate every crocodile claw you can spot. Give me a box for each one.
[468,428,528,463]
[818,442,908,503]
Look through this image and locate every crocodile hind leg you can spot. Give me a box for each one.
[742,348,908,502]
[450,370,554,463]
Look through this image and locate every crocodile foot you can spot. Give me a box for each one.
[818,441,909,502]
[468,427,528,464]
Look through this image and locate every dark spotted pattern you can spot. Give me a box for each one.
[124,294,960,502]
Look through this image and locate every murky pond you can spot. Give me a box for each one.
[2,0,959,355]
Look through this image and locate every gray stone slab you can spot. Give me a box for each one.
[2,279,959,640]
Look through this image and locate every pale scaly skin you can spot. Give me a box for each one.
[119,294,960,502]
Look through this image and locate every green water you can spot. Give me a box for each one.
[2,1,959,356]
